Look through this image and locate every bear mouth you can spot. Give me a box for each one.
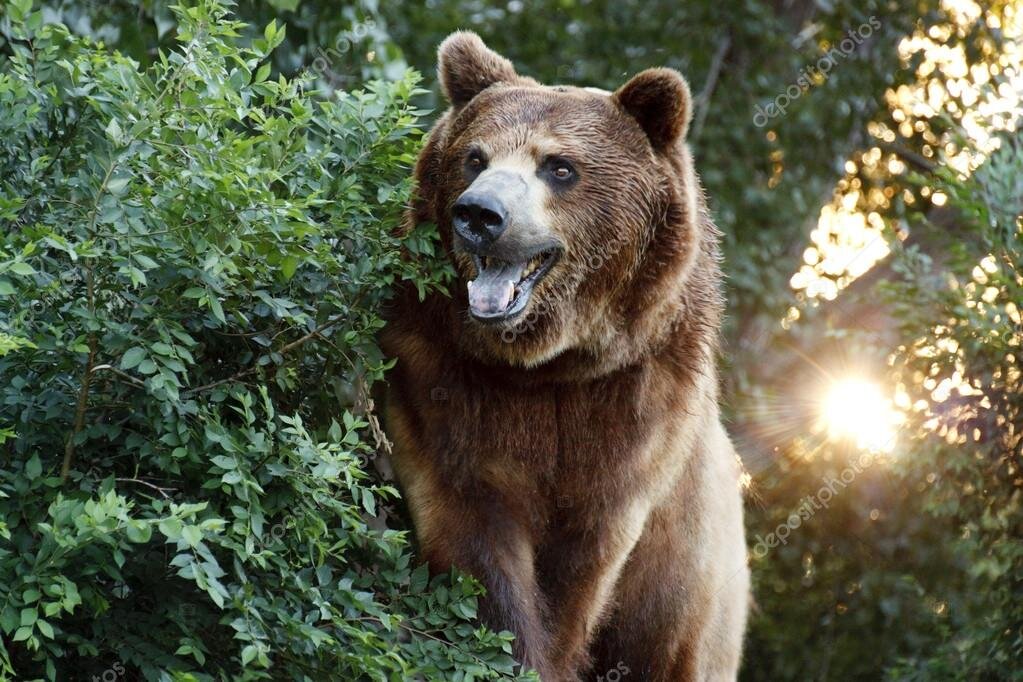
[466,248,561,322]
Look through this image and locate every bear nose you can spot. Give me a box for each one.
[452,191,508,246]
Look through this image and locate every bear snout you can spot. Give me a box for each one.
[452,187,509,248]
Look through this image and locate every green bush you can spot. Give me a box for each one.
[881,133,1023,680]
[0,1,531,678]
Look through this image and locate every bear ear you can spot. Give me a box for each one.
[438,31,519,107]
[613,68,692,150]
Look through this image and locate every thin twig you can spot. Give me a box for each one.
[691,33,732,143]
[348,616,494,668]
[877,141,937,173]
[115,477,176,499]
[91,363,147,388]
[61,155,117,483]
[61,335,97,482]
[355,375,393,458]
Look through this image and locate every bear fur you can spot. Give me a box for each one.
[381,31,749,681]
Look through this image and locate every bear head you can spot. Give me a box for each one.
[403,32,720,376]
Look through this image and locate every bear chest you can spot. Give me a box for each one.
[418,362,677,522]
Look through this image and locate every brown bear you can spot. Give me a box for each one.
[381,31,749,681]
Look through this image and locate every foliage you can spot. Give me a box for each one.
[743,447,961,680]
[17,0,980,352]
[7,0,406,87]
[743,126,1023,681]
[0,1,530,678]
[1,0,1021,680]
[881,133,1023,680]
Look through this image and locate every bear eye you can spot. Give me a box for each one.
[543,157,577,186]
[465,150,487,172]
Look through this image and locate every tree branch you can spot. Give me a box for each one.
[691,33,732,143]
[878,141,937,173]
[91,363,147,388]
[62,335,97,483]
[115,477,176,499]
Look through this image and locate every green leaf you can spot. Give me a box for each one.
[0,607,17,634]
[255,62,272,84]
[280,255,299,280]
[210,455,236,470]
[9,0,31,22]
[120,347,147,370]
[151,342,174,356]
[137,359,158,374]
[106,176,130,194]
[126,522,153,544]
[209,296,226,324]
[105,118,123,143]
[158,518,183,541]
[410,564,429,594]
[36,619,54,639]
[181,525,202,548]
[25,454,42,479]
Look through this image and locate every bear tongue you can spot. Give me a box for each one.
[467,261,524,316]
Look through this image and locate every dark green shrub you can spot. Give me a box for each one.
[0,1,530,678]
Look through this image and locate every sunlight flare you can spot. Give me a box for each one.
[820,378,902,452]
